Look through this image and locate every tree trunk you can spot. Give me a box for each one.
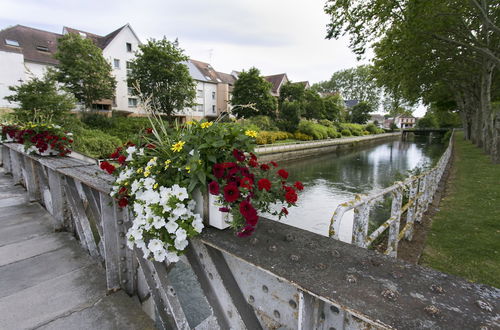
[479,62,495,158]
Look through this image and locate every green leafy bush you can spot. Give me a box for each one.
[298,120,329,140]
[240,116,277,131]
[294,132,313,141]
[325,126,339,138]
[341,129,351,136]
[255,131,289,145]
[72,128,122,158]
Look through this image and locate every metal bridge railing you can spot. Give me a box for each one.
[329,130,454,257]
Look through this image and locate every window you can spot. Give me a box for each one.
[113,59,120,69]
[112,97,117,107]
[126,61,132,75]
[126,43,132,52]
[5,39,19,47]
[197,89,203,98]
[36,45,49,52]
[128,98,138,107]
[212,91,216,100]
[128,87,134,95]
[212,105,216,113]
[196,105,204,112]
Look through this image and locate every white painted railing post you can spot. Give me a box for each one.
[405,180,418,240]
[351,204,370,248]
[387,187,403,257]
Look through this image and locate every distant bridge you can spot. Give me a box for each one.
[401,127,451,140]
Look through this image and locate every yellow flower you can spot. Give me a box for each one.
[245,130,258,138]
[124,181,129,186]
[164,160,172,169]
[186,120,196,126]
[153,183,158,189]
[185,166,191,173]
[171,141,185,152]
[136,168,144,174]
[198,160,202,165]
[144,170,150,177]
[200,122,213,129]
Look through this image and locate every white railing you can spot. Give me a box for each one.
[329,130,454,257]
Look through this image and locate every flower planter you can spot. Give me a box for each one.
[25,145,58,156]
[193,189,231,230]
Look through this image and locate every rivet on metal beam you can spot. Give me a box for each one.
[330,306,340,314]
[248,295,255,303]
[289,299,297,309]
[208,273,213,280]
[273,310,280,319]
[262,285,268,293]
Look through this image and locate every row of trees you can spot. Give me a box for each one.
[324,0,500,162]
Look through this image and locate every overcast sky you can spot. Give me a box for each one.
[0,0,371,83]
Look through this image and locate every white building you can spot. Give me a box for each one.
[0,24,141,112]
[394,115,416,128]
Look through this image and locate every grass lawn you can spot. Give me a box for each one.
[420,131,500,288]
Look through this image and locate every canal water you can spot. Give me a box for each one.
[267,137,446,241]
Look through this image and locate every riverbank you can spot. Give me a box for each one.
[420,131,500,288]
[256,132,400,162]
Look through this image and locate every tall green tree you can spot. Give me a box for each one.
[303,89,324,120]
[312,65,381,108]
[322,93,345,122]
[279,82,306,105]
[277,101,301,132]
[54,33,116,111]
[128,38,195,118]
[349,101,372,124]
[231,67,277,118]
[5,73,75,123]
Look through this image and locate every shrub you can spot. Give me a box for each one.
[364,123,378,134]
[325,126,339,138]
[294,132,313,141]
[255,131,289,145]
[72,128,122,159]
[341,129,351,136]
[298,120,329,140]
[81,113,114,129]
[241,116,277,131]
[318,119,334,128]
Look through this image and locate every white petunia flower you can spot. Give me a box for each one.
[153,248,167,262]
[147,239,164,252]
[174,238,188,250]
[166,252,180,263]
[175,228,187,242]
[165,220,179,234]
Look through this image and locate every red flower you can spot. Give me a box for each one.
[239,200,258,226]
[100,161,115,174]
[209,181,220,195]
[110,150,120,159]
[118,197,128,207]
[294,181,304,191]
[117,155,126,165]
[257,178,271,191]
[277,169,289,179]
[240,177,253,190]
[260,164,270,171]
[118,186,128,195]
[222,162,237,169]
[213,163,225,178]
[285,189,298,204]
[233,149,246,162]
[270,161,278,167]
[145,128,153,134]
[223,184,240,203]
[248,159,258,168]
[250,153,257,161]
[237,225,255,237]
[281,207,289,215]
[146,143,156,149]
[240,167,251,177]
[228,167,240,177]
[219,207,230,212]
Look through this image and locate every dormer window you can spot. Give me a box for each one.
[126,43,132,52]
[36,46,49,52]
[5,39,19,47]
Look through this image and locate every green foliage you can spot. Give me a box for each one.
[297,120,329,140]
[255,131,290,145]
[303,89,325,120]
[128,38,196,117]
[312,65,381,108]
[322,93,345,122]
[5,73,75,123]
[294,132,313,141]
[54,33,116,110]
[364,123,379,134]
[279,82,305,104]
[231,67,277,118]
[349,101,372,124]
[239,115,277,131]
[389,122,399,131]
[340,129,351,136]
[277,100,301,132]
[81,114,152,143]
[72,128,122,159]
[416,112,439,128]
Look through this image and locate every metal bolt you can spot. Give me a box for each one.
[330,306,340,314]
[381,289,398,302]
[315,263,327,270]
[424,305,441,318]
[430,284,445,294]
[268,245,277,252]
[248,295,255,303]
[476,300,493,312]
[346,274,357,284]
[289,254,300,262]
[289,299,297,309]
[273,310,280,319]
[262,285,268,293]
[117,220,123,225]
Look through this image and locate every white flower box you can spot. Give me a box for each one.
[193,189,231,230]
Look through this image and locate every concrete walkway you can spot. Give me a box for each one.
[0,168,155,329]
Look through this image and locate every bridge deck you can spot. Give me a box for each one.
[0,168,155,330]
